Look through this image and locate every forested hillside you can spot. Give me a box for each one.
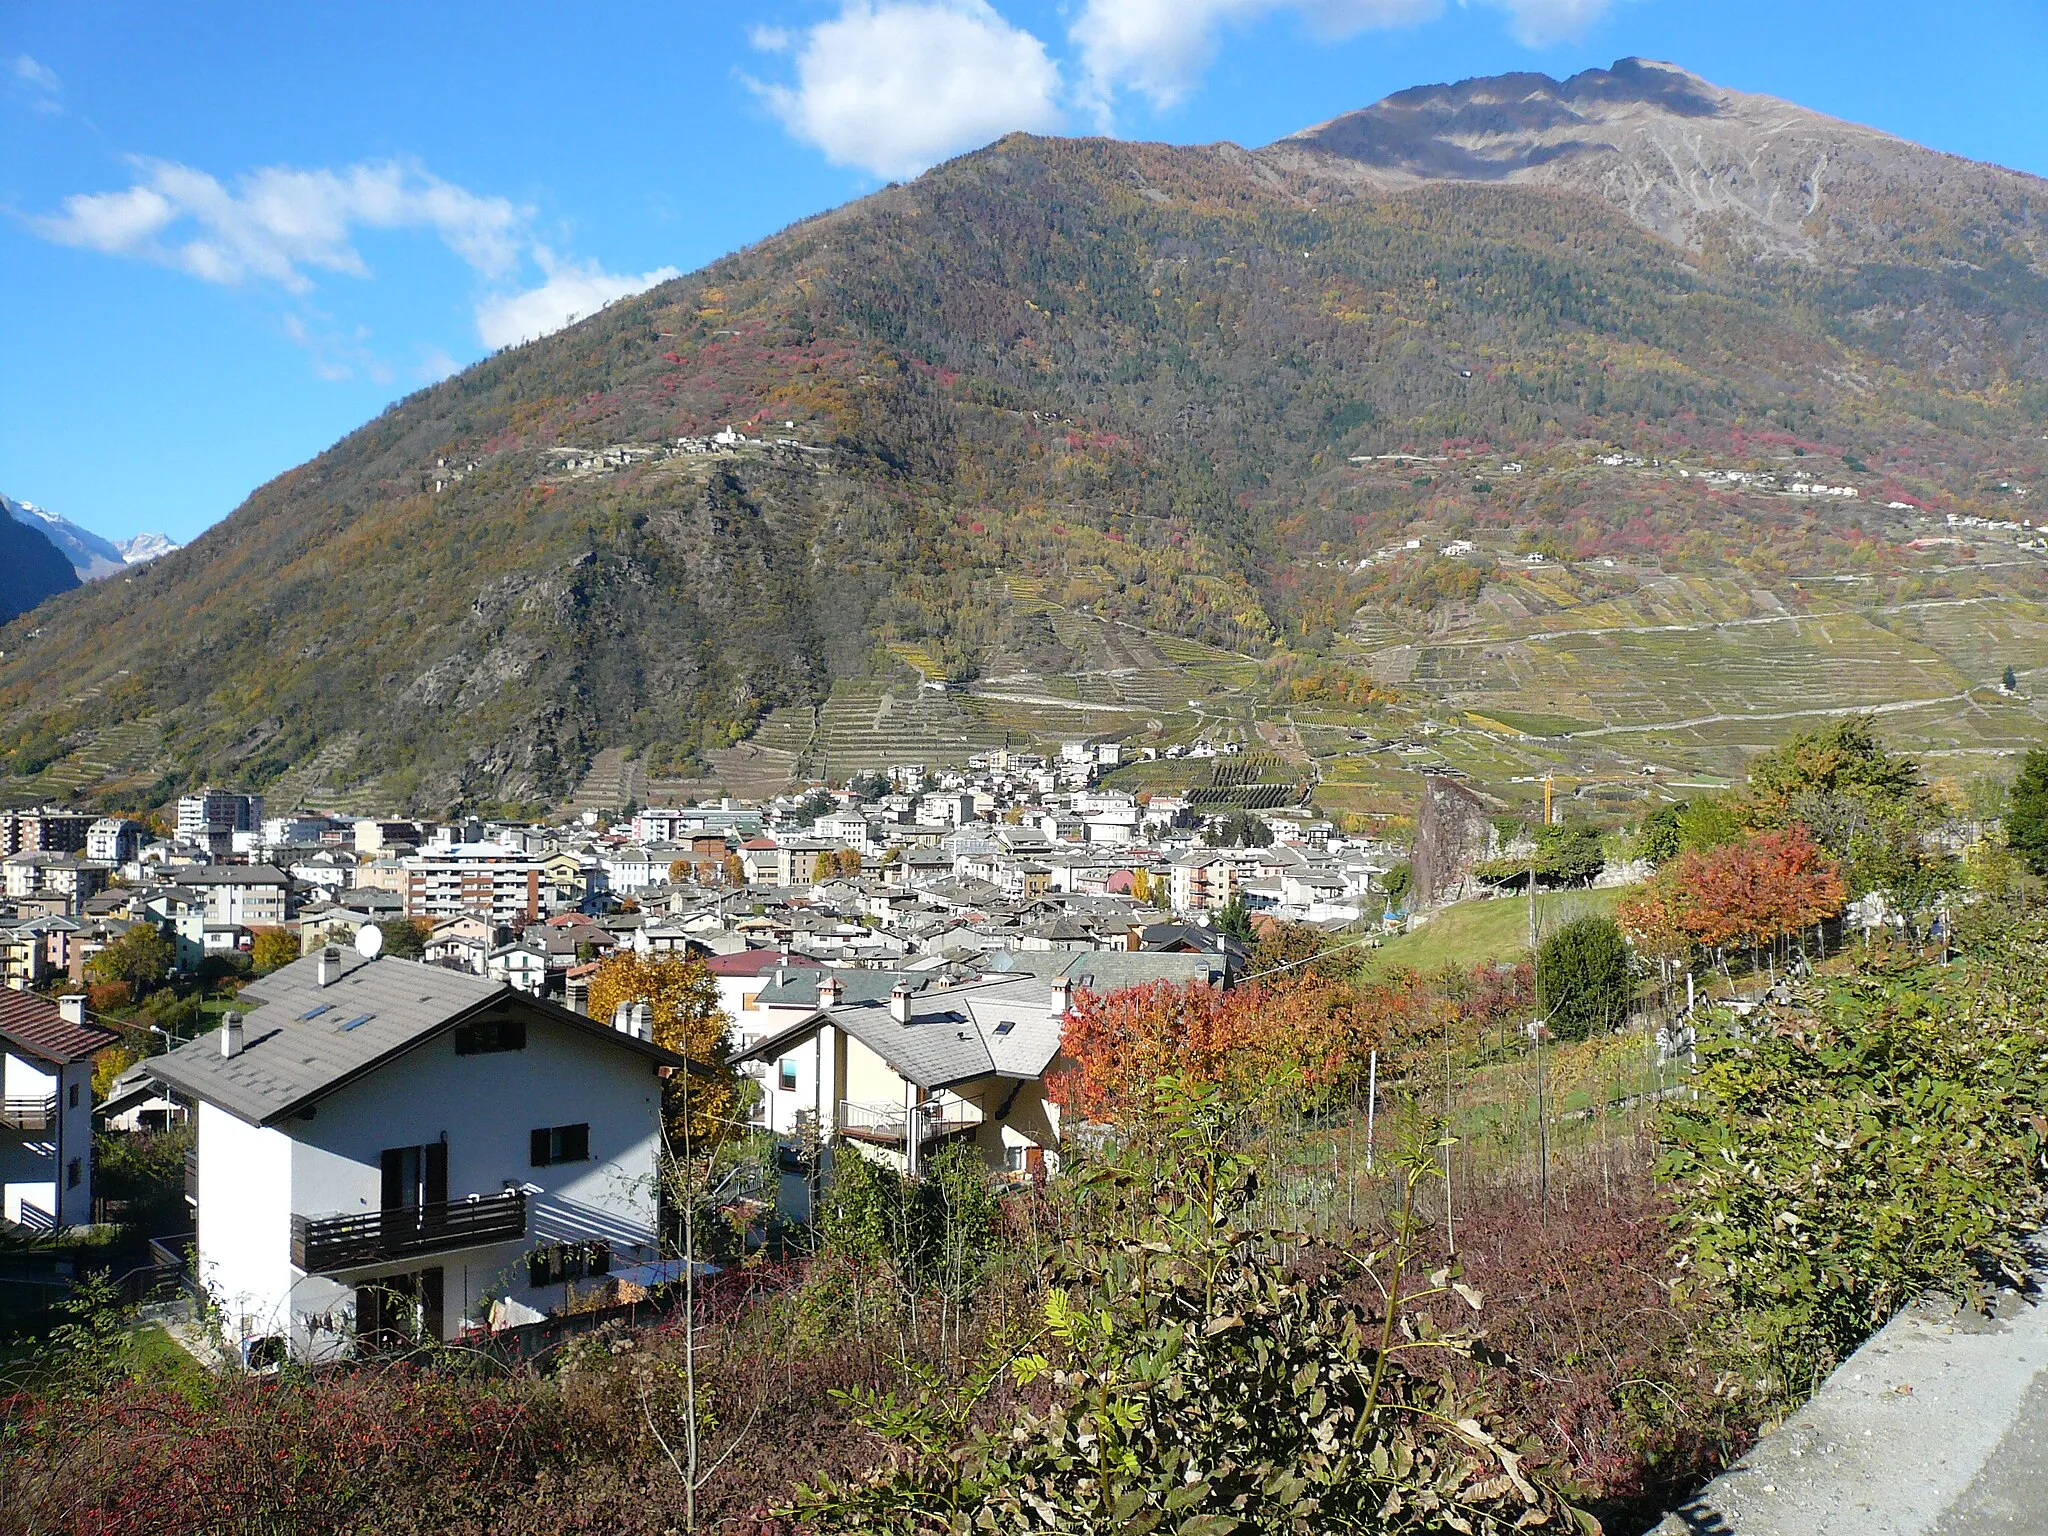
[7,61,2048,813]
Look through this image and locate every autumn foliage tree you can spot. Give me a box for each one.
[586,953,740,1147]
[1049,963,1532,1125]
[1622,825,1846,983]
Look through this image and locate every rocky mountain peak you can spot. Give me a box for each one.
[1262,58,2043,265]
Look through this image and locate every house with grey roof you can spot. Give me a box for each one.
[1,990,118,1230]
[737,971,1072,1202]
[146,940,687,1363]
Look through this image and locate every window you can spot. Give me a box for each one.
[778,1059,798,1092]
[68,1083,80,1109]
[529,1123,590,1167]
[993,1020,1016,1037]
[65,1158,81,1189]
[455,1017,526,1055]
[298,1003,334,1021]
[338,1014,376,1032]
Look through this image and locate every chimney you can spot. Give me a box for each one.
[817,973,843,1010]
[632,1001,652,1041]
[889,982,914,1025]
[221,1011,244,1058]
[1049,975,1071,1020]
[317,945,342,987]
[613,1000,634,1035]
[58,994,86,1027]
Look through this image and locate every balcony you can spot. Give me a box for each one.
[838,1098,983,1147]
[291,1190,527,1272]
[0,1096,56,1134]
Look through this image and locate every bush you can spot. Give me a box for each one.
[796,1090,1588,1535]
[1659,910,2048,1401]
[1537,916,1632,1042]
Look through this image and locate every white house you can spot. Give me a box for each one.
[147,944,687,1363]
[1,991,118,1229]
[738,972,1070,1189]
[487,942,548,995]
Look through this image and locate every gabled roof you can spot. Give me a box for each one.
[147,950,688,1127]
[738,974,1061,1091]
[0,990,120,1067]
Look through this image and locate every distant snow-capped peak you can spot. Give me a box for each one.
[1,493,179,581]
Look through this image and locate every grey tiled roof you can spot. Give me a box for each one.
[147,949,685,1126]
[739,975,1061,1091]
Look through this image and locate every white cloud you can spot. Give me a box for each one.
[753,0,1064,181]
[1486,0,1614,46]
[30,156,527,292]
[12,54,60,93]
[1072,0,1437,115]
[1071,0,1614,118]
[475,252,680,350]
[749,24,792,51]
[418,346,462,383]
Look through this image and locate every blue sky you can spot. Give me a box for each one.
[4,0,2047,543]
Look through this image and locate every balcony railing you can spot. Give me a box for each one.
[838,1098,983,1146]
[0,1096,56,1134]
[291,1190,527,1272]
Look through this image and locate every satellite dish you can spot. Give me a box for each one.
[355,925,385,960]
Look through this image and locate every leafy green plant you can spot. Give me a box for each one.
[1537,915,1632,1042]
[793,1081,1589,1534]
[1660,911,2048,1403]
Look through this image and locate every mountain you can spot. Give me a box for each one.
[2,494,181,583]
[1266,59,2048,265]
[0,514,79,627]
[4,60,2046,814]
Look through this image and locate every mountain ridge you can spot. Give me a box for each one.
[3,60,2046,813]
[1263,57,2048,268]
[2,493,181,583]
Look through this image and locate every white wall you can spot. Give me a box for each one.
[285,1009,664,1342]
[196,1102,296,1349]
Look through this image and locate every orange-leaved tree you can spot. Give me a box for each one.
[586,953,740,1147]
[1049,976,1388,1124]
[1659,825,1846,978]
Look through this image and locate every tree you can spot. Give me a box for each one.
[249,927,299,975]
[830,847,861,879]
[86,925,175,995]
[668,858,692,884]
[2006,749,2048,876]
[794,789,835,823]
[810,851,833,883]
[1744,716,1925,832]
[1381,861,1412,908]
[1537,915,1632,1042]
[586,953,739,1148]
[1212,892,1254,942]
[2004,665,2020,692]
[721,852,746,886]
[1664,825,1847,974]
[373,918,429,960]
[1635,802,1687,865]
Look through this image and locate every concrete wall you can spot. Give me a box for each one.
[196,1101,295,1348]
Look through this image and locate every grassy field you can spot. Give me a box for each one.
[1365,886,1627,974]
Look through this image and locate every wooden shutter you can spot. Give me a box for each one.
[380,1148,405,1211]
[562,1124,589,1162]
[530,1128,551,1168]
[424,1141,448,1207]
